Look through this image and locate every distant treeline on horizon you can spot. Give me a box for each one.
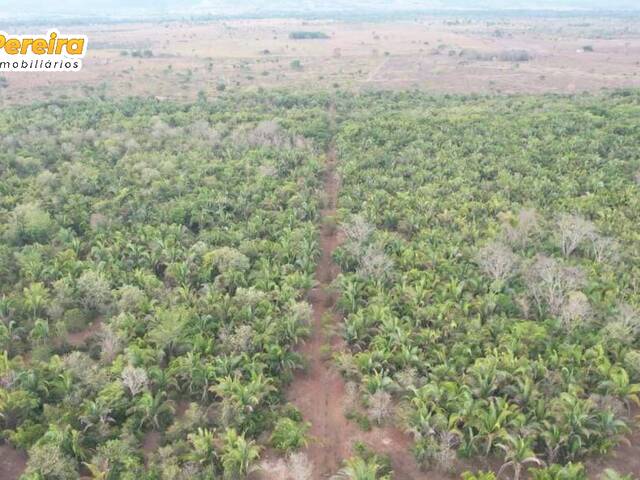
[2,7,640,27]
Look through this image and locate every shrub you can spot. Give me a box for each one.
[289,31,329,39]
[270,417,310,452]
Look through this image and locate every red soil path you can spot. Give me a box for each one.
[283,104,444,480]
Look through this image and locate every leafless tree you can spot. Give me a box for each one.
[121,364,148,396]
[100,327,122,364]
[560,291,591,331]
[616,302,640,334]
[367,390,393,425]
[589,233,620,264]
[356,245,393,281]
[476,241,518,281]
[556,214,595,257]
[435,431,459,474]
[502,208,540,249]
[524,255,586,316]
[342,215,374,246]
[287,452,313,480]
[515,293,532,319]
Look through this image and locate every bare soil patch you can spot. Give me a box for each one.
[67,317,103,348]
[0,444,27,480]
[1,16,639,104]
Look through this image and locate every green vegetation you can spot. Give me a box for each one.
[0,93,331,479]
[1,89,640,479]
[333,90,640,475]
[289,31,330,40]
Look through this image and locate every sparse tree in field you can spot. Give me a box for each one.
[476,241,518,282]
[116,285,147,314]
[10,202,55,245]
[219,324,254,354]
[342,215,374,246]
[624,350,640,380]
[602,302,640,344]
[25,443,78,480]
[434,430,459,474]
[556,214,595,257]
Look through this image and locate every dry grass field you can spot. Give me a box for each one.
[1,14,640,103]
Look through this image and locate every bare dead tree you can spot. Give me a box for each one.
[589,233,620,264]
[502,208,540,249]
[100,326,122,364]
[367,390,393,425]
[524,255,586,317]
[560,290,591,331]
[476,241,518,281]
[342,215,374,246]
[435,431,459,474]
[356,245,394,281]
[121,364,148,396]
[617,302,640,334]
[556,214,595,257]
[287,452,313,480]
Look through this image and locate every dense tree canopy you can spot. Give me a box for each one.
[0,93,330,479]
[332,90,640,476]
[1,89,640,479]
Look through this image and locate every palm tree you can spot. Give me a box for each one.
[221,428,261,480]
[128,391,175,430]
[471,398,522,456]
[211,372,275,427]
[331,456,384,480]
[29,318,50,345]
[497,435,544,480]
[599,469,634,480]
[23,282,49,319]
[84,463,108,480]
[598,367,640,415]
[187,427,217,475]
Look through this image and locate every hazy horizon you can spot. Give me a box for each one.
[1,0,639,21]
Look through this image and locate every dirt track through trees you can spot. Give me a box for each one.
[283,103,441,480]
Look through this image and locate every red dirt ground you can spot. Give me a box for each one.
[0,444,27,480]
[67,317,103,348]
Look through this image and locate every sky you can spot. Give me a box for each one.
[0,0,638,20]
